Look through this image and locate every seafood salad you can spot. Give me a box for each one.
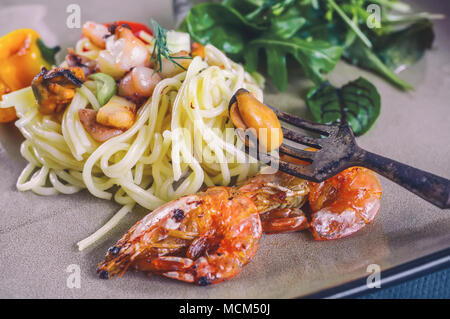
[0,17,383,286]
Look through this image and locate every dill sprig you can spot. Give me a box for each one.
[150,19,192,73]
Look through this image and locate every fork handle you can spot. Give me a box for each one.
[355,149,450,209]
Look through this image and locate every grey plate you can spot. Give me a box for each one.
[0,0,449,298]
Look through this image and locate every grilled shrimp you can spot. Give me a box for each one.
[242,168,382,238]
[82,21,110,49]
[97,187,262,285]
[308,167,382,240]
[238,171,310,233]
[97,171,309,285]
[97,168,382,284]
[98,25,150,79]
[118,66,162,103]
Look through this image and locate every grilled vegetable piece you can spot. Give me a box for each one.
[78,108,124,142]
[96,96,136,130]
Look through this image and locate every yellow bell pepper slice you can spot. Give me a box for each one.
[0,29,54,123]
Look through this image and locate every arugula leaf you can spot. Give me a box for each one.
[182,3,264,60]
[181,0,436,94]
[244,36,343,90]
[222,0,266,17]
[242,0,298,26]
[344,39,413,90]
[270,4,307,39]
[306,77,381,136]
[223,0,273,26]
[374,19,434,73]
[344,19,434,90]
[327,0,372,48]
[37,38,60,66]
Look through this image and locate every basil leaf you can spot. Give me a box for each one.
[306,77,381,136]
[89,73,116,107]
[245,35,343,90]
[37,38,60,66]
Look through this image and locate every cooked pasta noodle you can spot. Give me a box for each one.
[1,40,262,250]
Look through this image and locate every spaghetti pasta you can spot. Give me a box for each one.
[0,36,263,250]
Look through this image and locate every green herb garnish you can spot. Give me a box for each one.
[150,19,192,73]
[180,0,439,91]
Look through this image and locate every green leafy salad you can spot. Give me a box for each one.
[180,0,441,135]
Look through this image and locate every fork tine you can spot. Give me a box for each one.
[248,148,318,181]
[281,127,322,149]
[279,144,314,163]
[243,144,316,178]
[278,160,320,182]
[269,106,336,136]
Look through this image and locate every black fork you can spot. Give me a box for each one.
[233,98,450,209]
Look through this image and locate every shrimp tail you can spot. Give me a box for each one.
[238,171,310,234]
[260,207,310,234]
[97,195,202,279]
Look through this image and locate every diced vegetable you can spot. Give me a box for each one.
[191,42,205,58]
[89,72,117,107]
[166,30,191,54]
[96,96,136,130]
